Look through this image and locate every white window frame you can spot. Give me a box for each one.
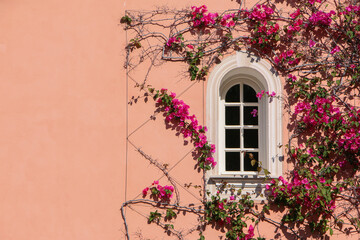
[220,80,264,175]
[206,51,283,198]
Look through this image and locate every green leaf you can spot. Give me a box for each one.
[120,15,132,25]
[347,31,354,39]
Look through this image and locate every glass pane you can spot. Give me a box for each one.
[226,106,240,125]
[244,129,258,148]
[226,129,240,148]
[225,84,240,102]
[243,84,258,102]
[226,152,240,171]
[244,107,258,125]
[244,152,258,171]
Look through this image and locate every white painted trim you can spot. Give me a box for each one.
[206,51,283,197]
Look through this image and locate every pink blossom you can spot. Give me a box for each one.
[309,0,322,4]
[288,74,297,82]
[166,37,180,47]
[290,9,301,19]
[309,40,316,48]
[251,108,258,117]
[309,11,335,26]
[142,187,149,196]
[187,44,194,50]
[331,46,340,54]
[229,195,235,200]
[244,225,254,240]
[301,178,309,184]
[256,90,265,99]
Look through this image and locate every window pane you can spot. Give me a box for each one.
[244,129,258,148]
[226,152,240,171]
[243,84,258,102]
[244,107,258,125]
[225,84,240,102]
[226,106,240,125]
[226,129,240,148]
[244,152,258,171]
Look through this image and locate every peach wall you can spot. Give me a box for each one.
[1,0,356,240]
[0,0,125,239]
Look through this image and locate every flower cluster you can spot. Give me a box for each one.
[287,74,297,82]
[166,37,180,47]
[152,88,216,169]
[266,171,339,218]
[142,181,174,202]
[205,194,255,240]
[240,225,254,240]
[290,9,301,19]
[286,19,303,36]
[220,13,236,28]
[274,50,300,65]
[308,10,336,26]
[190,5,239,28]
[294,97,341,127]
[309,0,322,5]
[191,5,218,27]
[337,107,360,153]
[243,4,274,21]
[342,4,360,15]
[256,90,276,100]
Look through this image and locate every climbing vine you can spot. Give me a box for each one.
[122,0,360,239]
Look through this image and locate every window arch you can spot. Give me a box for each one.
[206,51,283,197]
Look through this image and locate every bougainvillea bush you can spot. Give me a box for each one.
[121,0,360,239]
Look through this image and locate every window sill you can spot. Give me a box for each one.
[207,175,273,201]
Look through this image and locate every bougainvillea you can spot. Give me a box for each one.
[151,88,216,170]
[121,0,360,239]
[142,181,175,202]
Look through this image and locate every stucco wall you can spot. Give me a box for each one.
[1,0,357,239]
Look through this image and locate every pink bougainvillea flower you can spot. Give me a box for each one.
[229,195,235,200]
[274,56,280,64]
[166,37,180,47]
[290,9,301,19]
[251,108,258,117]
[301,178,309,184]
[142,187,149,196]
[331,46,340,54]
[309,0,322,4]
[288,74,297,82]
[256,90,265,99]
[244,225,254,240]
[309,40,316,48]
[187,44,194,50]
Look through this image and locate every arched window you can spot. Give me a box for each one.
[206,52,283,197]
[221,82,263,174]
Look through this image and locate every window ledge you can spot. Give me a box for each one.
[207,175,273,201]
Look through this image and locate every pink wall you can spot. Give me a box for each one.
[1,0,357,239]
[0,0,125,239]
